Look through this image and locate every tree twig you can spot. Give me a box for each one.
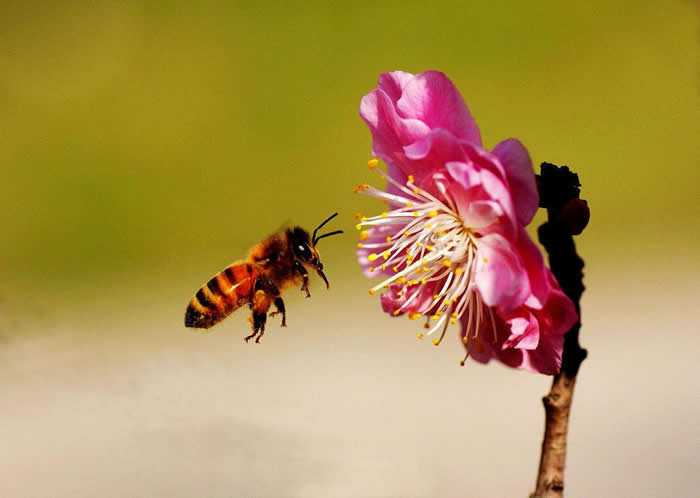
[531,163,589,498]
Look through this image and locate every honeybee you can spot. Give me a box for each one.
[184,213,343,343]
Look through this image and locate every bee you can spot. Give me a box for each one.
[184,213,343,343]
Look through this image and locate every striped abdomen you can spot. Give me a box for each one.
[185,262,259,329]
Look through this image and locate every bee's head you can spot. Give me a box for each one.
[289,213,343,289]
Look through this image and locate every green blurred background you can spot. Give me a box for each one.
[1,1,698,497]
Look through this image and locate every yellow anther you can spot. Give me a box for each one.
[421,259,426,264]
[426,245,434,252]
[451,312,458,318]
[392,309,400,316]
[407,175,415,183]
[380,264,386,270]
[385,236,392,243]
[355,224,362,231]
[367,158,379,169]
[357,243,363,248]
[433,294,439,300]
[423,266,429,272]
[417,333,424,339]
[361,216,367,221]
[381,212,388,218]
[359,231,369,241]
[462,335,469,344]
[450,318,457,325]
[421,279,426,285]
[353,184,369,193]
[397,291,403,296]
[452,297,458,303]
[382,251,390,260]
[392,266,398,272]
[443,259,452,268]
[415,268,422,274]
[454,267,463,275]
[413,187,420,194]
[404,231,411,237]
[405,202,413,208]
[415,241,422,247]
[425,223,432,229]
[438,230,447,236]
[368,253,378,261]
[432,338,440,346]
[413,211,419,217]
[428,210,438,218]
[408,312,421,320]
[368,266,374,273]
[482,257,489,263]
[368,289,375,295]
[398,277,406,284]
[431,315,439,321]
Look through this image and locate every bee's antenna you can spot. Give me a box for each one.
[313,230,344,245]
[312,212,339,244]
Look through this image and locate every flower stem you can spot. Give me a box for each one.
[531,163,589,498]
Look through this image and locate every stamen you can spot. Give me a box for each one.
[357,164,491,363]
[459,347,470,367]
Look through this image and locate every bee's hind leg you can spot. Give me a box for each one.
[245,280,273,343]
[245,305,268,343]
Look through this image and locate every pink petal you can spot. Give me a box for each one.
[460,199,503,230]
[396,71,482,146]
[473,233,530,312]
[445,161,480,190]
[535,274,578,336]
[492,139,538,226]
[520,334,564,375]
[359,89,429,167]
[515,227,551,307]
[377,71,414,104]
[403,128,466,174]
[475,168,517,237]
[502,312,540,350]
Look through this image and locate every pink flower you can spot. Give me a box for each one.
[356,71,577,374]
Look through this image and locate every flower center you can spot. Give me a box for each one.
[355,159,495,358]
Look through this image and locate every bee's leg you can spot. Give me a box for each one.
[294,260,311,298]
[245,284,272,343]
[251,310,267,344]
[270,297,286,327]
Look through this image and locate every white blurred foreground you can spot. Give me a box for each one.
[1,273,698,498]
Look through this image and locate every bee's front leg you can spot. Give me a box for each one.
[294,260,311,298]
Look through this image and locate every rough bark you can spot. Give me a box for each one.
[530,163,588,498]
